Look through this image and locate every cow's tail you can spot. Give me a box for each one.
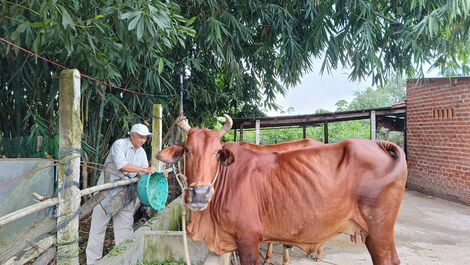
[375,140,407,183]
[358,140,407,207]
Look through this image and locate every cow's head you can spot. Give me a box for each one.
[156,115,234,210]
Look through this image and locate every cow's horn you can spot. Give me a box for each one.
[176,116,191,132]
[219,114,233,136]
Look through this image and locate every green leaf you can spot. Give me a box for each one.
[86,32,96,54]
[16,23,29,33]
[33,34,40,54]
[11,23,29,41]
[30,21,44,28]
[119,11,140,20]
[186,16,196,27]
[59,5,76,31]
[128,13,141,30]
[136,19,144,40]
[158,57,164,74]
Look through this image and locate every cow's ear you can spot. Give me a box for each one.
[219,146,234,166]
[156,143,184,163]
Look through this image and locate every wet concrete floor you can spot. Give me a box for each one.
[260,191,470,265]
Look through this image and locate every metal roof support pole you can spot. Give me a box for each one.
[323,122,328,143]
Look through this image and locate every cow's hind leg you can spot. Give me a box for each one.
[361,197,402,264]
[282,244,290,265]
[365,233,400,265]
[264,243,273,265]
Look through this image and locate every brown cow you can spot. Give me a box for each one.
[240,139,325,264]
[157,115,407,265]
[238,139,321,152]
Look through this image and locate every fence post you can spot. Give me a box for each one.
[57,69,82,265]
[152,104,162,170]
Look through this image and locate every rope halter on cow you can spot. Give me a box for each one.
[168,114,232,265]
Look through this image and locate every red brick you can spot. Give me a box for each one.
[407,77,470,205]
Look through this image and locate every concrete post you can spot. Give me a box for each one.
[152,104,162,170]
[57,69,82,265]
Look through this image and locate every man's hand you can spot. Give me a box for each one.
[145,166,157,174]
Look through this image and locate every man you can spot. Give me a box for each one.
[86,123,156,264]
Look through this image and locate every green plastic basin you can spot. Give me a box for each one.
[137,171,168,210]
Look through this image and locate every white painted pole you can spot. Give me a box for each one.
[255,120,260,144]
[370,110,376,140]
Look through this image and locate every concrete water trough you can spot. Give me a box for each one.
[95,197,227,265]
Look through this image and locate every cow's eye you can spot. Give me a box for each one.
[183,147,189,153]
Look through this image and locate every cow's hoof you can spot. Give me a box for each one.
[306,254,319,262]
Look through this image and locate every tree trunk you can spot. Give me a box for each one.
[93,91,105,186]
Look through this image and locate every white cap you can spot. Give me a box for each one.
[129,123,153,136]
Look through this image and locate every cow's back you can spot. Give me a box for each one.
[239,138,323,152]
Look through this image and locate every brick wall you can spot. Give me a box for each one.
[406,77,470,205]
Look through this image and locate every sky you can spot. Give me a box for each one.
[266,59,442,116]
[266,66,372,116]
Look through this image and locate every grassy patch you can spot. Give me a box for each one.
[137,261,184,265]
[107,245,127,256]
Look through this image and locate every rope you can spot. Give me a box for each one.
[0,163,60,189]
[0,147,132,190]
[173,150,219,265]
[209,162,220,187]
[178,151,191,265]
[58,147,81,159]
[0,37,177,98]
[162,116,183,146]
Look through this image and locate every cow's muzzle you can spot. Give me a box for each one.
[188,185,213,210]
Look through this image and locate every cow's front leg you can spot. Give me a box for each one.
[235,235,261,265]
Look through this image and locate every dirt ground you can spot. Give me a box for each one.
[260,190,470,265]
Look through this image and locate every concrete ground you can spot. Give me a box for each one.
[259,190,470,265]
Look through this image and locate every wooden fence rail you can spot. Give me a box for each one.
[0,178,138,227]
